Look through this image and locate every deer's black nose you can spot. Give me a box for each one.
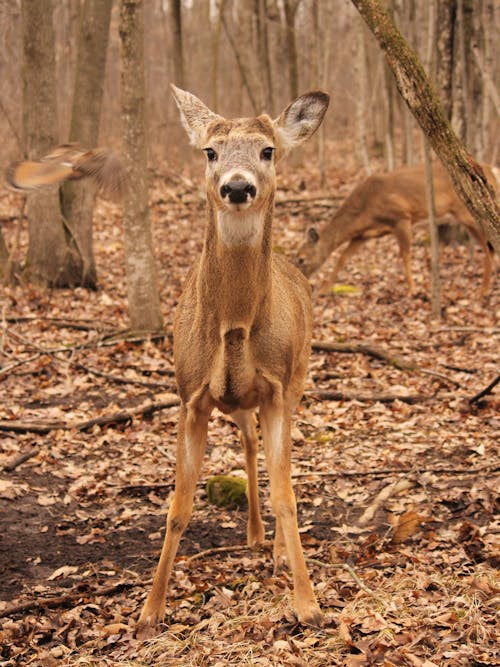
[220,180,256,204]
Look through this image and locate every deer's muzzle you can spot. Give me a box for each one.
[220,180,257,204]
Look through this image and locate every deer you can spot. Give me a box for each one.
[296,161,497,296]
[5,87,329,631]
[127,86,328,632]
[5,88,329,630]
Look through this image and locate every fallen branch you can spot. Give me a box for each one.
[3,447,39,472]
[0,580,139,619]
[309,390,439,404]
[468,374,500,405]
[0,394,180,434]
[311,339,460,387]
[183,541,272,564]
[70,362,174,389]
[312,340,416,371]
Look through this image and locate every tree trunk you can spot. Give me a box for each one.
[119,0,163,334]
[169,0,185,87]
[22,0,82,287]
[212,0,226,112]
[436,0,456,120]
[61,0,113,290]
[283,0,300,100]
[350,0,500,252]
[354,18,371,172]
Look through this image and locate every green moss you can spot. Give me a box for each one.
[206,475,247,509]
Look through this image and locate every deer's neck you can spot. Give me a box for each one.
[198,199,273,331]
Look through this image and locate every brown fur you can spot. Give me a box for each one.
[138,87,329,634]
[298,162,497,296]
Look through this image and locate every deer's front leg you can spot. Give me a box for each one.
[138,403,209,632]
[231,409,265,546]
[260,403,322,627]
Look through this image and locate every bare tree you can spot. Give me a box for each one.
[22,0,80,287]
[119,0,163,333]
[351,0,500,252]
[169,0,185,87]
[283,0,300,100]
[61,0,113,289]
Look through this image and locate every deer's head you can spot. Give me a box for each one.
[171,86,329,245]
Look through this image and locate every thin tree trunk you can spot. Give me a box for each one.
[221,11,259,114]
[259,0,274,115]
[212,0,225,112]
[423,1,441,319]
[354,18,371,173]
[350,0,500,252]
[169,0,185,87]
[283,0,300,100]
[61,0,113,289]
[119,0,163,334]
[22,0,81,287]
[436,0,456,120]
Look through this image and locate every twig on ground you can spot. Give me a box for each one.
[358,479,415,526]
[312,339,460,387]
[183,541,272,564]
[3,447,39,472]
[69,361,174,389]
[468,374,500,405]
[0,581,141,619]
[0,394,180,434]
[306,558,382,602]
[308,390,441,404]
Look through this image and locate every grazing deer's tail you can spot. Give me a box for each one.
[5,144,127,199]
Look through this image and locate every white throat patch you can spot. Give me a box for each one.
[217,209,263,246]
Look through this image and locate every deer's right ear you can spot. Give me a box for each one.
[171,85,222,149]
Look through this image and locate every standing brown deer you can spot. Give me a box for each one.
[297,162,497,296]
[135,86,329,631]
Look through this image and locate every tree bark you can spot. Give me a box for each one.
[119,0,163,334]
[436,0,456,120]
[22,0,82,287]
[350,0,500,252]
[61,0,113,289]
[169,0,185,88]
[283,0,300,100]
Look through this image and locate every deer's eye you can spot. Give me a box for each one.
[204,148,218,162]
[260,147,274,161]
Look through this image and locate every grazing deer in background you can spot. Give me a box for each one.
[134,86,329,632]
[297,162,497,296]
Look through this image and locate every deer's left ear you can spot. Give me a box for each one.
[274,91,330,154]
[171,85,223,148]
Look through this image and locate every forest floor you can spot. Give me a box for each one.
[0,159,498,667]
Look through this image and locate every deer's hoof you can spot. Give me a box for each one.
[136,601,165,639]
[296,602,323,628]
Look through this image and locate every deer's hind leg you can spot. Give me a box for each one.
[138,402,210,631]
[393,218,415,294]
[231,409,265,546]
[465,224,493,296]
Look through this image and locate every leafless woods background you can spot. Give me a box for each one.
[1,0,498,172]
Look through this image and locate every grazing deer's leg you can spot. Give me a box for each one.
[138,403,209,629]
[319,237,366,293]
[393,219,415,294]
[260,402,322,626]
[465,225,493,296]
[231,409,265,546]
